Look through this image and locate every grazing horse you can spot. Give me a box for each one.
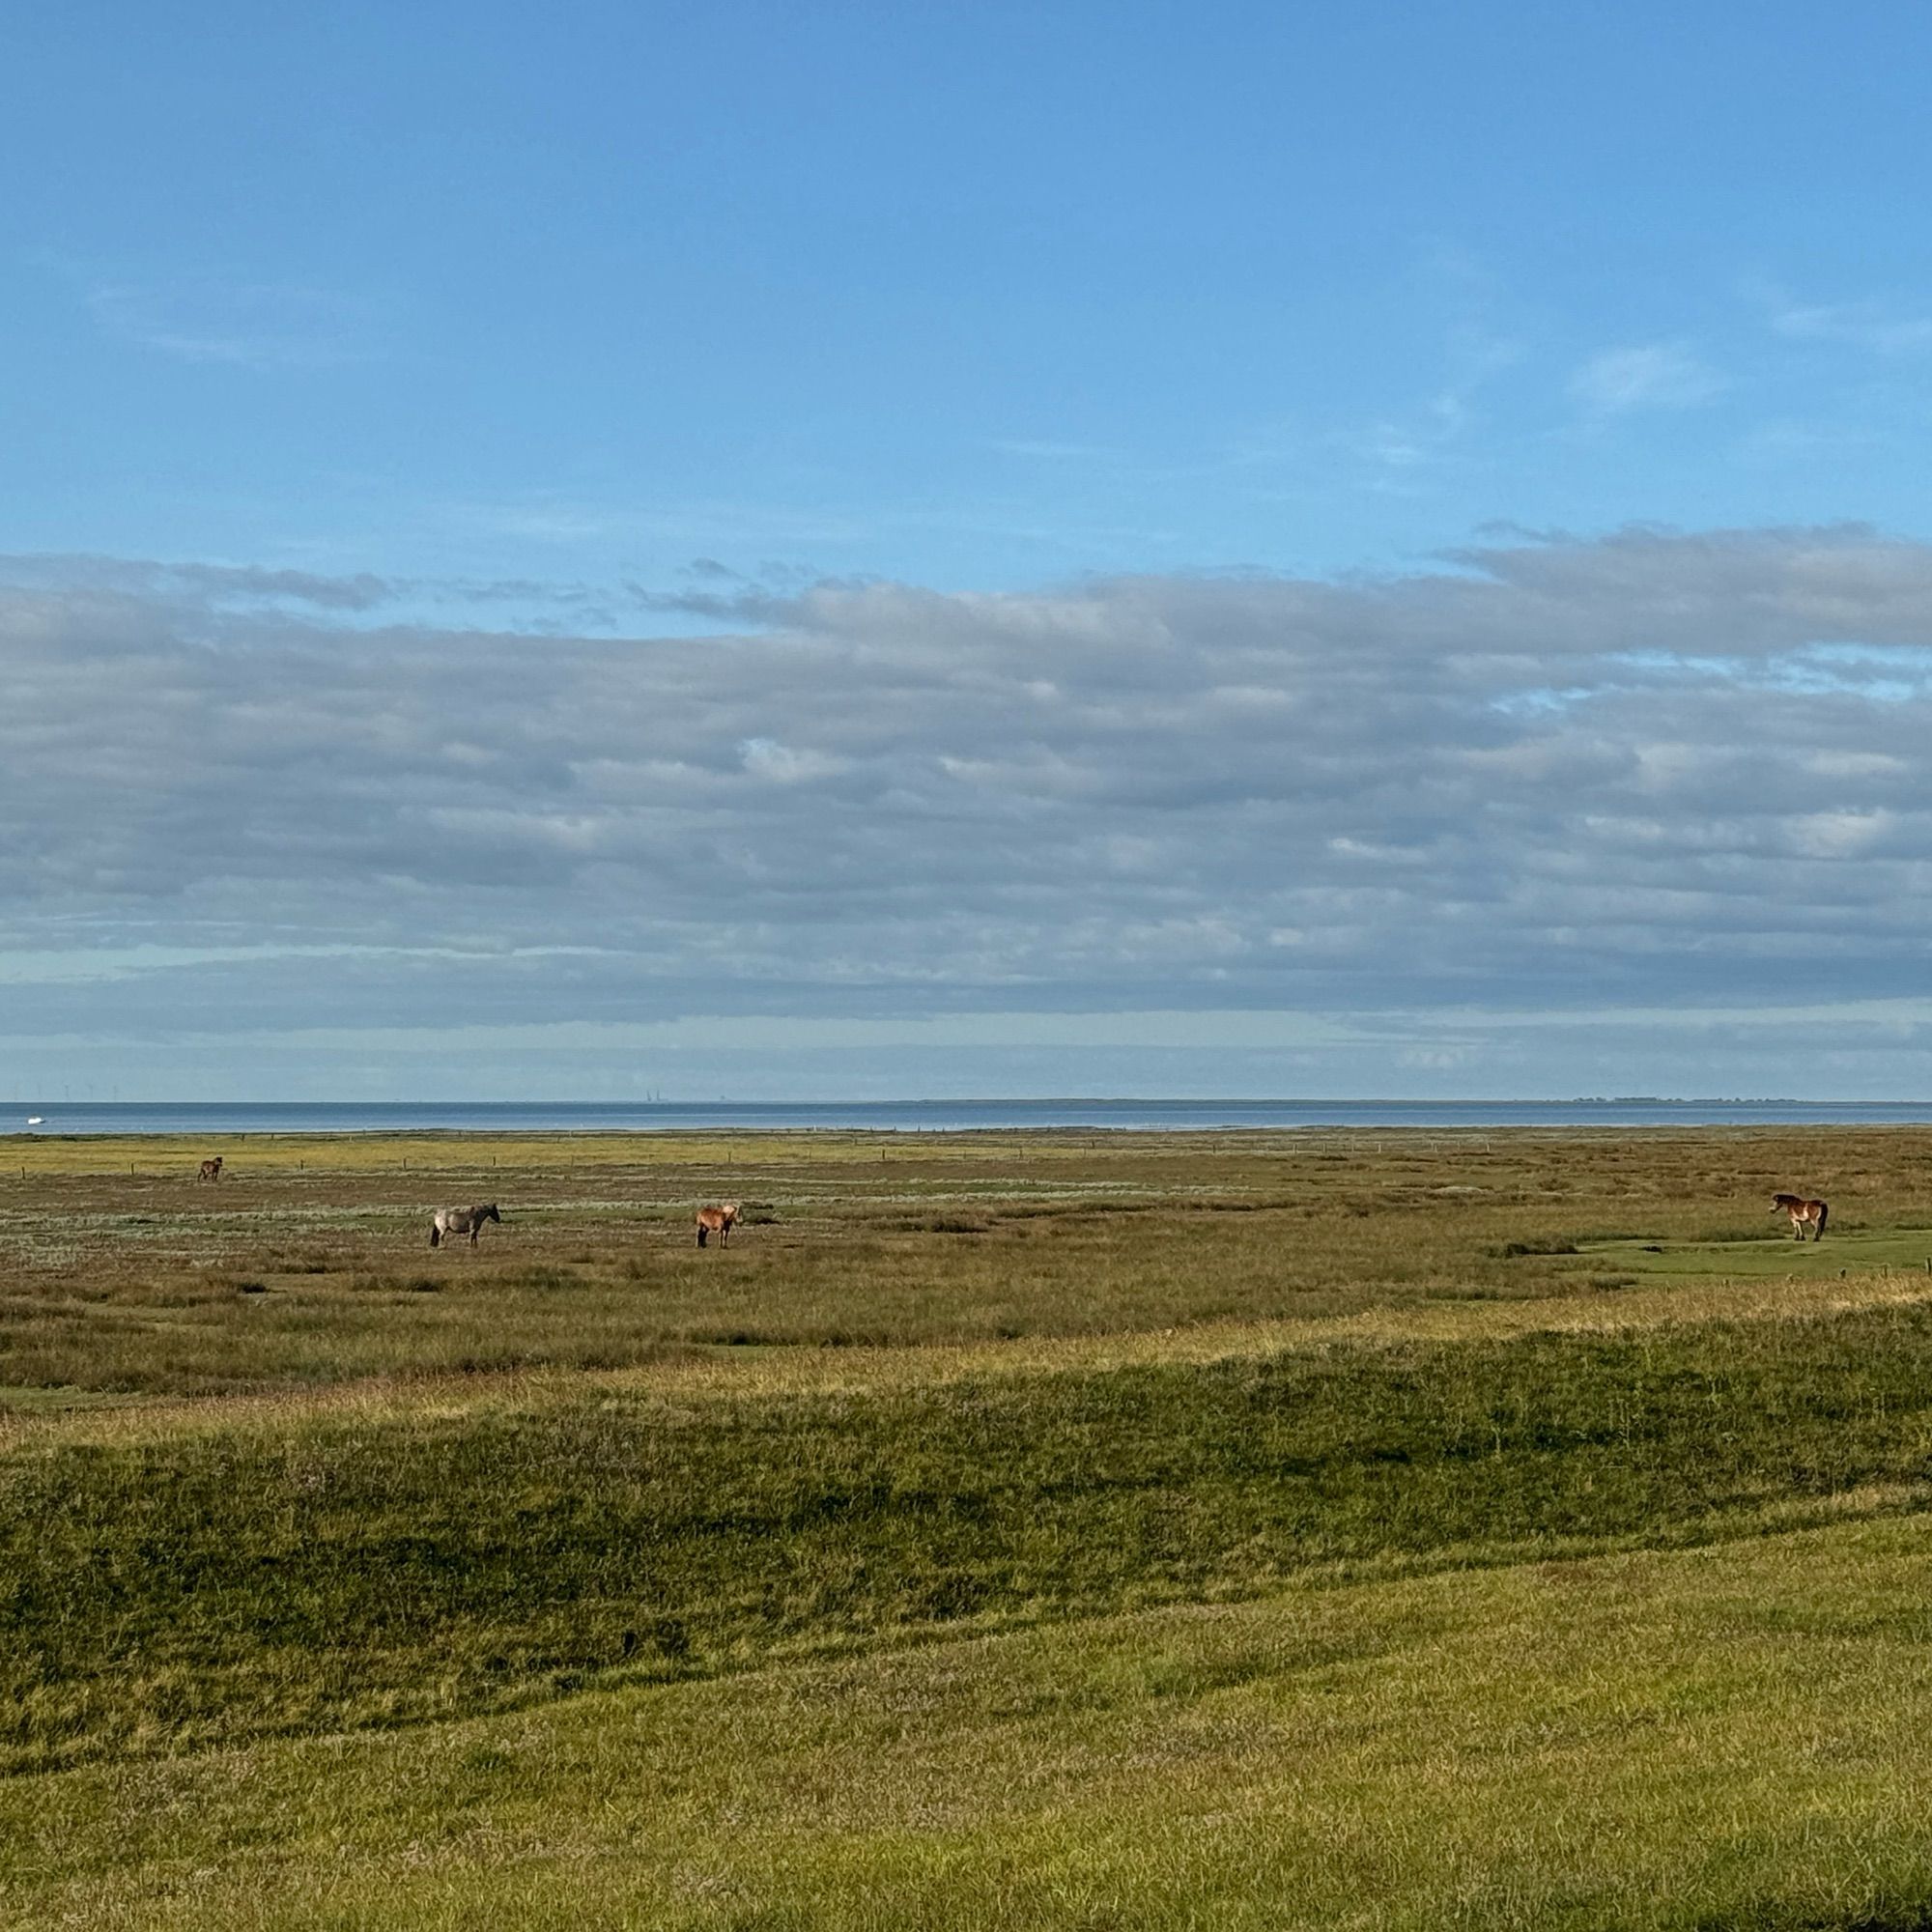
[197,1156,223,1182]
[1772,1192,1829,1241]
[430,1203,501,1248]
[695,1202,740,1248]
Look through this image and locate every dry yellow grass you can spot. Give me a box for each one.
[12,1257,1932,1451]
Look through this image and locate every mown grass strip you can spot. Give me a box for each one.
[10,1303,1932,1774]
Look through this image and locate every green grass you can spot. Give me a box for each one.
[1582,1225,1932,1278]
[12,1302,1932,1776]
[10,1126,1932,1926]
[10,1515,1932,1929]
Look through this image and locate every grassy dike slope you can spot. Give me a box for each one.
[12,1301,1932,1775]
[9,1514,1932,1930]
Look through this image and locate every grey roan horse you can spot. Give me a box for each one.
[430,1203,502,1248]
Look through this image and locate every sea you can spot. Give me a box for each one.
[4,1099,1932,1136]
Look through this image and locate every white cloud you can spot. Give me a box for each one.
[85,279,386,370]
[1770,298,1932,355]
[739,738,851,783]
[1571,342,1723,412]
[1785,809,1895,858]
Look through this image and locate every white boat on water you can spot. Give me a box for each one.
[25,1116,43,1125]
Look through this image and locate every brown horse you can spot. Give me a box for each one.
[197,1156,223,1182]
[1772,1192,1828,1241]
[696,1202,740,1248]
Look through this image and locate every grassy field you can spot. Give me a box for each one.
[7,1126,1932,1926]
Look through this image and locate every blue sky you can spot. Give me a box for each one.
[4,4,1932,1097]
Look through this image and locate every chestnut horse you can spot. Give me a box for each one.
[1772,1193,1828,1241]
[696,1202,740,1248]
[197,1157,223,1182]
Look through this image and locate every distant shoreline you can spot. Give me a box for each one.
[5,1097,1932,1136]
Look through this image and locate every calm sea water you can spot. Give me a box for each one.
[5,1098,1932,1136]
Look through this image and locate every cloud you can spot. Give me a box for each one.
[10,526,1932,1084]
[1769,297,1932,355]
[986,439,1119,463]
[1571,342,1723,412]
[1326,262,1523,484]
[0,554,398,611]
[738,737,852,783]
[84,279,385,370]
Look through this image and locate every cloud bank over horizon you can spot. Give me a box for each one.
[6,526,1932,1098]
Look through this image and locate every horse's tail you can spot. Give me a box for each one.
[696,1222,708,1247]
[429,1221,441,1248]
[1815,1200,1829,1237]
